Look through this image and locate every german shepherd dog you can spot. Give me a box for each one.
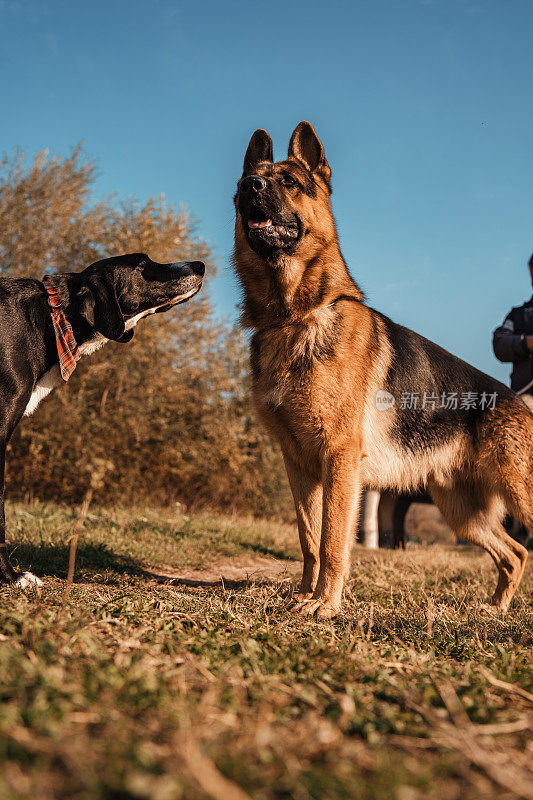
[233,121,529,618]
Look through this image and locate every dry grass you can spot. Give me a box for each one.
[0,501,531,800]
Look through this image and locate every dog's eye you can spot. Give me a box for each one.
[280,174,297,188]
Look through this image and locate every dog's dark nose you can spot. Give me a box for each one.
[172,261,205,278]
[189,261,205,277]
[240,175,267,194]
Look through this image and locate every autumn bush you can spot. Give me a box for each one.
[0,147,292,517]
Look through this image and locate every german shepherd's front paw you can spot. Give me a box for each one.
[293,596,340,619]
[287,591,313,608]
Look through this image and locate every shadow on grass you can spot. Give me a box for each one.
[238,541,295,560]
[7,540,148,581]
[5,541,293,590]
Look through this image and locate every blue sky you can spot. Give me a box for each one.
[1,0,532,382]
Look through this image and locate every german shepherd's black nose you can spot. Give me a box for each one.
[240,176,267,194]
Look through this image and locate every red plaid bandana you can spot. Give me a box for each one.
[43,277,80,381]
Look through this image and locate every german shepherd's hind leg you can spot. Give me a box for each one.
[494,481,532,609]
[299,452,362,620]
[429,482,527,613]
[282,454,322,604]
[488,524,528,611]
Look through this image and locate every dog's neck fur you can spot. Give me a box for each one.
[22,276,112,418]
[43,274,102,348]
[236,236,363,332]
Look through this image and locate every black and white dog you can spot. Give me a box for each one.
[0,252,204,588]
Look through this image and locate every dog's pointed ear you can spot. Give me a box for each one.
[288,121,331,188]
[77,276,127,341]
[243,129,273,174]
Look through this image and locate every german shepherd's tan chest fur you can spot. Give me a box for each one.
[251,302,379,478]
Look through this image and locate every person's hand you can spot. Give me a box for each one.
[526,335,533,351]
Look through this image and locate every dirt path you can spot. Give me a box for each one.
[142,556,301,587]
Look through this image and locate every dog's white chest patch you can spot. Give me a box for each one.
[23,334,109,417]
[24,365,62,417]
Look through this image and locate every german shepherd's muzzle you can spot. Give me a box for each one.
[234,121,529,619]
[237,175,302,257]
